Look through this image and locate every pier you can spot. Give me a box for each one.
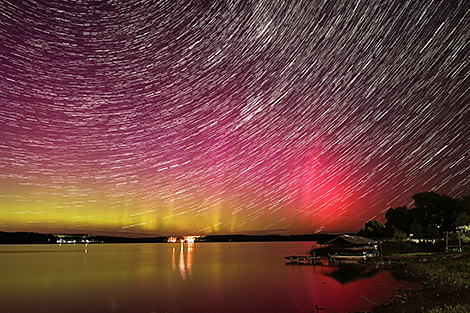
[285,254,324,265]
[285,252,466,266]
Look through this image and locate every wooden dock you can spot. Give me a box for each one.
[285,255,324,265]
[286,252,466,266]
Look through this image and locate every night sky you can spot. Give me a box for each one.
[1,0,469,237]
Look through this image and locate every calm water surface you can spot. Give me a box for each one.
[0,242,421,313]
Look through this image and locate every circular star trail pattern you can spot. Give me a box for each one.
[0,0,469,236]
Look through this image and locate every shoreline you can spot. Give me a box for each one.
[0,230,336,244]
[369,257,470,312]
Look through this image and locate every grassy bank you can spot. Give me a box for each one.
[381,239,446,256]
[371,252,470,312]
[407,252,470,287]
[411,252,470,313]
[423,304,470,313]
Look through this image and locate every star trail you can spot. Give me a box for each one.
[1,0,469,236]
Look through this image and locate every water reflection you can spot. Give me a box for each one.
[0,242,423,313]
[325,264,380,284]
[187,242,193,278]
[172,242,194,280]
[285,256,423,312]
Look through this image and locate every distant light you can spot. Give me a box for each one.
[167,236,203,243]
[167,237,178,243]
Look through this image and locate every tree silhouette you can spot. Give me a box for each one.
[359,191,470,239]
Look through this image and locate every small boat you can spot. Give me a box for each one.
[321,234,380,264]
[328,246,378,264]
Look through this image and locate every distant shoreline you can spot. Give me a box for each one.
[0,231,336,245]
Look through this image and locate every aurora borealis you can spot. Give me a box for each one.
[0,0,469,237]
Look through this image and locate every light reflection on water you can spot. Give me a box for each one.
[0,242,422,313]
[172,241,194,280]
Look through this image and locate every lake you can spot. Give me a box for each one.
[0,242,421,313]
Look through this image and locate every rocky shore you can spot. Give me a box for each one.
[369,254,470,313]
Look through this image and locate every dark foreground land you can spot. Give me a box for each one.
[369,252,470,313]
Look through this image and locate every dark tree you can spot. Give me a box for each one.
[380,192,470,239]
[357,220,386,238]
[412,191,459,233]
[384,206,410,236]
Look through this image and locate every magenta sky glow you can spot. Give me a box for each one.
[1,0,469,236]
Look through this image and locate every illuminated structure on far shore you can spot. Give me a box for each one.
[167,236,203,243]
